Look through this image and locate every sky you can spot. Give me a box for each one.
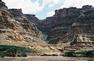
[2,0,94,19]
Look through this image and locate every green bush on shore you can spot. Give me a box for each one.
[64,51,76,57]
[0,45,32,57]
[75,50,94,57]
[64,50,94,57]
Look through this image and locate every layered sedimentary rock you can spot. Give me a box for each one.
[0,0,94,54]
[39,5,94,50]
[25,14,39,25]
[0,0,56,54]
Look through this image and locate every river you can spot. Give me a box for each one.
[0,56,94,61]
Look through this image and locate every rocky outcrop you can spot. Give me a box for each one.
[0,0,55,55]
[0,0,7,10]
[24,14,39,25]
[0,0,94,54]
[39,5,94,49]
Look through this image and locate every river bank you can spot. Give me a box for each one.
[0,56,94,61]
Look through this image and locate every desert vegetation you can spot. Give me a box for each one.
[64,50,94,57]
[0,45,32,57]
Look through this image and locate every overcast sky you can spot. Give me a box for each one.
[2,0,94,19]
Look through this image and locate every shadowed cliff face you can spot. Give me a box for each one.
[39,5,94,46]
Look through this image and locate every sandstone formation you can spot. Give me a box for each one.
[0,0,56,55]
[38,5,94,50]
[0,0,94,55]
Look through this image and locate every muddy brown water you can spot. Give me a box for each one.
[0,56,94,61]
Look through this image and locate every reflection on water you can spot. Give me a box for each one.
[79,58,94,61]
[0,56,94,61]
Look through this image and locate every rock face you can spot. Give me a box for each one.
[0,0,55,54]
[25,14,39,25]
[39,5,94,49]
[0,0,94,54]
[0,0,7,9]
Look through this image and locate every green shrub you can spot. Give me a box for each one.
[64,51,76,57]
[0,45,32,57]
[64,50,94,57]
[76,50,94,57]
